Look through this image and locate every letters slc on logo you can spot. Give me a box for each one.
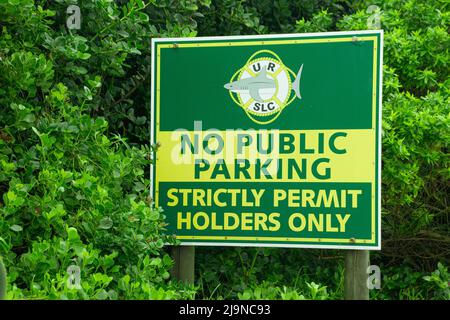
[224,50,303,125]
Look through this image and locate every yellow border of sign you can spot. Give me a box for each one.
[155,36,378,245]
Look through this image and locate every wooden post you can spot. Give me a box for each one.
[171,246,195,284]
[344,250,369,300]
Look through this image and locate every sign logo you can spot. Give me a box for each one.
[224,50,303,124]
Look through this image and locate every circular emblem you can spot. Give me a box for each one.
[224,50,303,125]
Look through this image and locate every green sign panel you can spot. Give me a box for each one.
[151,30,382,249]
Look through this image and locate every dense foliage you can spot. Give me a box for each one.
[0,0,448,300]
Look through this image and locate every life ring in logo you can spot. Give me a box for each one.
[224,50,303,125]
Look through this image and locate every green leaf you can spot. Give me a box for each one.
[150,258,161,266]
[149,210,160,221]
[138,12,149,22]
[67,227,80,241]
[31,126,41,137]
[135,0,145,9]
[40,134,56,148]
[22,113,35,123]
[10,224,23,232]
[79,53,91,60]
[98,217,113,229]
[135,116,146,125]
[118,30,129,38]
[83,86,93,100]
[118,275,130,290]
[0,237,8,251]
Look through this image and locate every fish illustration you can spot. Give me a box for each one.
[224,65,303,102]
[224,67,275,102]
